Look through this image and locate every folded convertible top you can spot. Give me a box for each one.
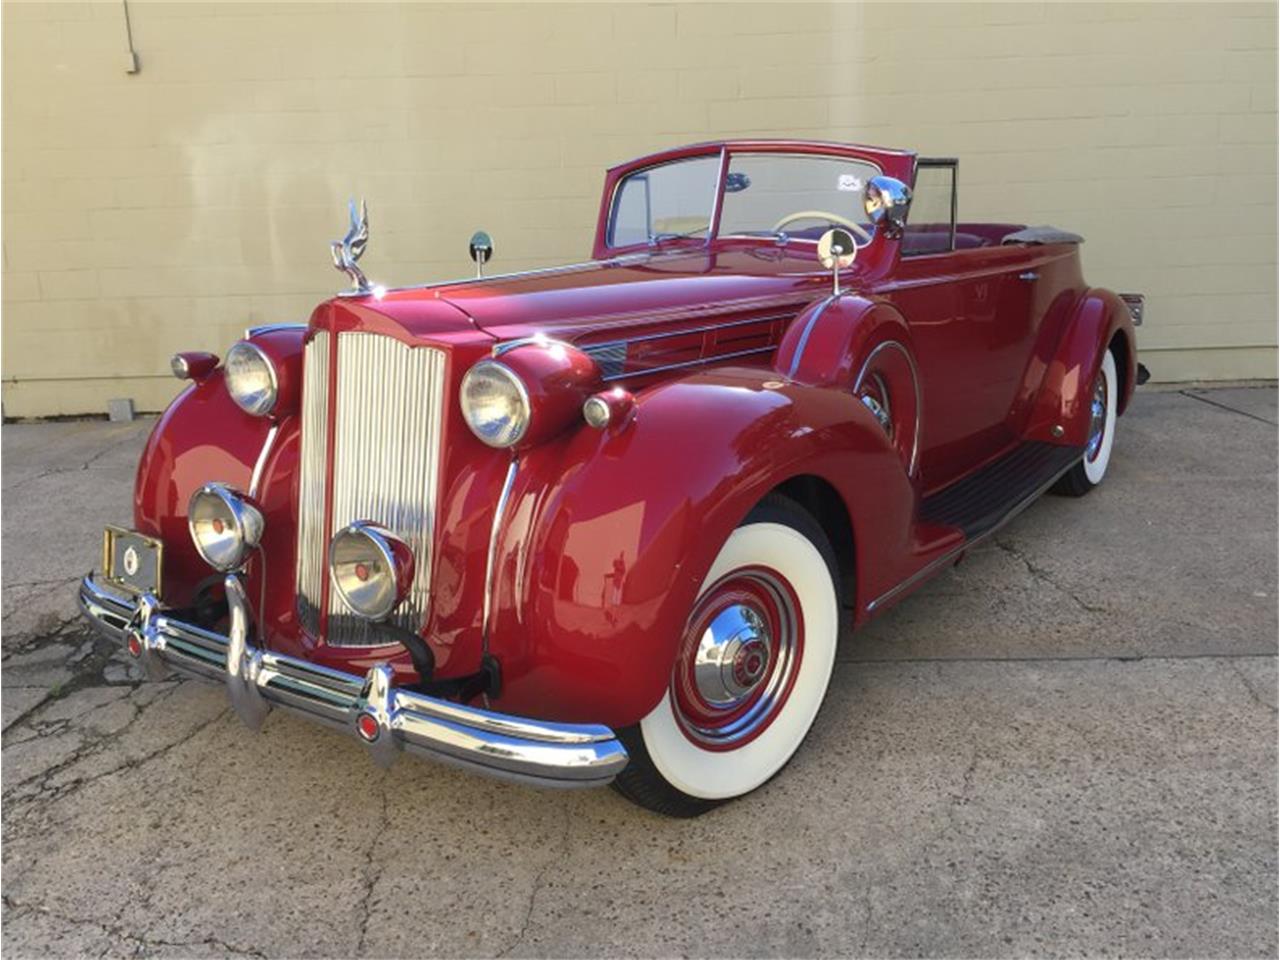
[1002,226,1084,245]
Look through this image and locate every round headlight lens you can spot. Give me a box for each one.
[329,522,413,621]
[460,361,530,448]
[188,484,264,572]
[225,341,278,416]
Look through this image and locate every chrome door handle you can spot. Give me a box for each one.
[1018,271,1039,282]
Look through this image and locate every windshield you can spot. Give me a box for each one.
[607,155,719,247]
[606,151,881,250]
[719,153,880,245]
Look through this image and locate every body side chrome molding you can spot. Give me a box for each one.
[483,459,520,654]
[528,291,815,339]
[604,345,778,383]
[370,251,657,298]
[578,310,795,354]
[873,248,1072,293]
[786,293,841,380]
[248,424,280,500]
[487,307,805,381]
[491,336,578,358]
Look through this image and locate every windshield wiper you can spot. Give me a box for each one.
[733,229,791,245]
[648,227,709,246]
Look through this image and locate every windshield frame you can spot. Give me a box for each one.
[604,148,727,252]
[602,144,886,255]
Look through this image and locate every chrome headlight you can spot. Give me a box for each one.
[225,341,278,416]
[188,484,264,572]
[460,360,530,448]
[329,522,415,621]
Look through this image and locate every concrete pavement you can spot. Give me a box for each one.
[2,386,1276,958]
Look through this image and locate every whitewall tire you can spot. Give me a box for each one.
[611,495,840,816]
[1055,347,1119,497]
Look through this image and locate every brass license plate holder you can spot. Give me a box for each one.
[103,526,164,599]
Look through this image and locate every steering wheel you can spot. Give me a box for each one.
[772,210,872,242]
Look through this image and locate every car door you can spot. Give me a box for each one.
[879,160,1036,491]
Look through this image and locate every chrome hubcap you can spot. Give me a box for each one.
[672,568,805,750]
[694,604,772,706]
[1086,371,1107,461]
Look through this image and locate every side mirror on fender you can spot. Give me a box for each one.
[469,230,494,278]
[817,228,857,297]
[863,176,912,241]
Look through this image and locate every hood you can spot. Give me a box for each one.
[314,287,490,349]
[371,248,833,345]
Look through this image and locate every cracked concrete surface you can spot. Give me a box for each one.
[1,388,1276,959]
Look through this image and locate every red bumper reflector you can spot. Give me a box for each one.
[356,713,380,742]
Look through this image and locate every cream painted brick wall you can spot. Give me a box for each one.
[2,0,1275,417]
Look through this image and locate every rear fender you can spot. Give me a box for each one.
[1024,288,1137,447]
[485,366,918,728]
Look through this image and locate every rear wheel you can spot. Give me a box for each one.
[1054,348,1118,497]
[611,495,840,817]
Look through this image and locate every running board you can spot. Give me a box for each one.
[921,441,1084,540]
[866,441,1084,615]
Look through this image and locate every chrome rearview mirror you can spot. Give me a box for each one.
[864,176,912,241]
[818,228,856,297]
[469,230,494,278]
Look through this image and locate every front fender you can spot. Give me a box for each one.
[776,294,921,476]
[485,366,917,728]
[134,329,304,611]
[1025,288,1137,447]
[133,371,282,608]
[775,293,913,389]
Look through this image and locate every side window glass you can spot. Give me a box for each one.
[902,163,956,256]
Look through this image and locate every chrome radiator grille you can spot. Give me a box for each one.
[294,331,447,647]
[295,330,330,636]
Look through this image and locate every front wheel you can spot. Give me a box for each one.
[1053,348,1119,497]
[611,495,840,817]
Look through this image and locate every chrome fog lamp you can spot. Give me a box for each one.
[329,522,415,622]
[460,360,531,448]
[224,341,278,416]
[188,484,264,572]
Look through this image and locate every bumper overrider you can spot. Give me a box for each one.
[78,574,628,787]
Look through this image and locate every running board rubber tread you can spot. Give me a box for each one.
[920,442,1083,539]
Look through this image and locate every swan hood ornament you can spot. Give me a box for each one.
[331,199,371,296]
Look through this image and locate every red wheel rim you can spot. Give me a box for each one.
[670,565,804,751]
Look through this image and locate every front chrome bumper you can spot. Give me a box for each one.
[78,574,628,787]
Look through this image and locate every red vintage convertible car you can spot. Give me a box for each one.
[80,140,1143,816]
